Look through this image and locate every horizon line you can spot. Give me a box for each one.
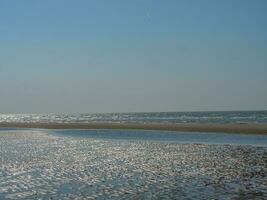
[1,109,267,115]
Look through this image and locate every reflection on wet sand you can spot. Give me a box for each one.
[0,130,266,199]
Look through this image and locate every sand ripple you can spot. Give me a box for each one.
[0,130,266,199]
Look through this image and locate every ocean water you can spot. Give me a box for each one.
[0,111,267,124]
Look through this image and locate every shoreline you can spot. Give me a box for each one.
[0,122,267,135]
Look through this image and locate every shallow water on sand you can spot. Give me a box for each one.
[52,129,267,147]
[0,130,266,199]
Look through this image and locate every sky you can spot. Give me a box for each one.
[0,0,267,113]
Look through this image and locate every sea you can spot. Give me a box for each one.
[1,111,267,199]
[0,110,267,124]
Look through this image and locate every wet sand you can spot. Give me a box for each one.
[0,130,266,199]
[0,122,267,134]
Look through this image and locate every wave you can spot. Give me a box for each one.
[0,111,267,124]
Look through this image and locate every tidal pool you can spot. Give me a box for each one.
[0,129,266,199]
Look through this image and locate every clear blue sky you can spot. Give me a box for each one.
[0,0,267,113]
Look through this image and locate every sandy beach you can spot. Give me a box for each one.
[0,122,267,134]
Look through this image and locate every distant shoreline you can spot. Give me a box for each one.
[0,122,267,135]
